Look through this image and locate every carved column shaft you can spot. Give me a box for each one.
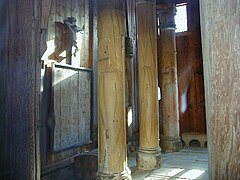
[159,3,182,152]
[136,0,162,170]
[97,0,131,179]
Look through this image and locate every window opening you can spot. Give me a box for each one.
[175,3,188,33]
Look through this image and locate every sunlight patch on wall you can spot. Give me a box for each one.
[181,87,188,113]
[41,39,55,61]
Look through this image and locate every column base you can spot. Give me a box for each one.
[97,167,131,180]
[137,147,162,170]
[161,136,182,152]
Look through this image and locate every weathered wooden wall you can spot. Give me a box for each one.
[41,63,93,166]
[0,0,41,179]
[200,0,240,178]
[47,0,90,67]
[40,0,95,168]
[175,0,206,134]
[52,64,91,151]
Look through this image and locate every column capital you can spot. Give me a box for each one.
[157,3,176,29]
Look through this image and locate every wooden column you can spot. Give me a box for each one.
[0,0,41,179]
[97,0,131,179]
[159,3,182,152]
[200,1,240,179]
[136,0,162,170]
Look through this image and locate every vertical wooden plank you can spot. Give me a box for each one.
[84,0,90,68]
[61,69,79,148]
[91,0,99,141]
[60,69,71,148]
[78,71,91,144]
[71,71,80,146]
[71,0,81,67]
[41,64,53,164]
[41,0,53,29]
[190,0,206,133]
[53,67,79,150]
[47,0,56,40]
[52,66,92,151]
[40,0,53,57]
[176,35,191,133]
[79,0,85,66]
[200,0,240,178]
[53,66,62,150]
[89,0,94,68]
[0,0,41,179]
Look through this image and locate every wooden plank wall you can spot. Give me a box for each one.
[41,64,92,166]
[176,0,206,134]
[0,0,41,179]
[40,0,95,167]
[47,0,91,67]
[52,65,91,151]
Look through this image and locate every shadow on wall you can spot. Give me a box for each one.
[42,17,84,66]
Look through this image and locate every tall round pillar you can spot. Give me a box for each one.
[200,0,240,178]
[97,0,131,179]
[136,0,162,170]
[159,3,182,152]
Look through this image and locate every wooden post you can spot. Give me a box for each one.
[0,0,41,179]
[136,0,162,170]
[158,3,182,152]
[200,1,240,179]
[90,0,99,142]
[125,37,133,108]
[97,0,131,179]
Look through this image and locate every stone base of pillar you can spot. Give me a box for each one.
[137,147,162,170]
[97,167,132,180]
[160,136,182,152]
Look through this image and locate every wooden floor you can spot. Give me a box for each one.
[41,147,208,179]
[129,147,209,180]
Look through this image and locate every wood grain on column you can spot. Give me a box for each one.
[200,0,240,179]
[158,3,181,152]
[136,0,161,171]
[160,29,180,138]
[98,0,130,178]
[137,0,159,149]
